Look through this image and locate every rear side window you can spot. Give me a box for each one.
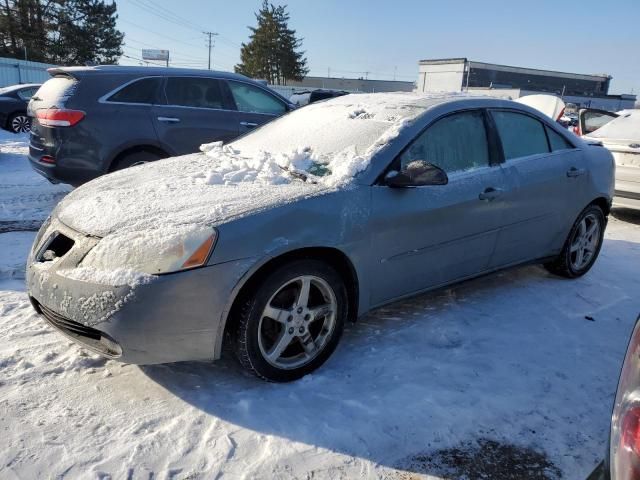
[400,110,490,174]
[108,77,161,104]
[227,80,286,115]
[17,87,38,100]
[546,126,574,151]
[165,77,225,109]
[492,111,549,160]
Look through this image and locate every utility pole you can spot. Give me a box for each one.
[204,31,218,70]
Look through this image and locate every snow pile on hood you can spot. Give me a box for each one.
[587,110,640,142]
[57,92,455,238]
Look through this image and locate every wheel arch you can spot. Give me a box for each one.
[589,196,611,217]
[108,144,170,172]
[216,246,360,359]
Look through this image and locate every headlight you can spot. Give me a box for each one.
[80,225,217,275]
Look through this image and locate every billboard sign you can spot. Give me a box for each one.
[141,49,169,61]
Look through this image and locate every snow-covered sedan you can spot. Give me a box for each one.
[27,93,614,382]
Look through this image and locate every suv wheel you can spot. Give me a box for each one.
[112,150,164,171]
[232,259,347,382]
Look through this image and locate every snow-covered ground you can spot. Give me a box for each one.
[1,129,639,479]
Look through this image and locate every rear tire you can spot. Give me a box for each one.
[544,204,606,278]
[8,112,31,133]
[112,150,164,171]
[231,259,347,382]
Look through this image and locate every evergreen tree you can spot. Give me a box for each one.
[235,1,308,85]
[0,0,123,65]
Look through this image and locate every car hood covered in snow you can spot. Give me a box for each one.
[55,153,327,237]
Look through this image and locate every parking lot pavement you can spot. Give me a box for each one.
[1,133,639,479]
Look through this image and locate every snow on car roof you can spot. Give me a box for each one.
[587,110,640,142]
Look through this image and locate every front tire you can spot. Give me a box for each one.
[544,204,606,278]
[232,259,347,382]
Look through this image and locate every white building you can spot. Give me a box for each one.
[417,58,636,111]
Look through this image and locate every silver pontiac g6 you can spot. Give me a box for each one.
[27,94,614,382]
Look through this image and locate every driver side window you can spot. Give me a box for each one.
[399,110,490,173]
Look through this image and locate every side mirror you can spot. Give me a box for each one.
[385,160,448,188]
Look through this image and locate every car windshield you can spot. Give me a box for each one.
[219,93,432,185]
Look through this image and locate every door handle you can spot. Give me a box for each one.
[566,167,586,177]
[478,187,503,201]
[240,121,258,127]
[157,116,180,123]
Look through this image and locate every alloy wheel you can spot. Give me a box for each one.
[11,115,30,133]
[257,275,337,370]
[569,213,601,270]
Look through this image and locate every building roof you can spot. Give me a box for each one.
[419,58,610,82]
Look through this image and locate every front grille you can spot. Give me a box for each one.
[37,231,74,263]
[40,303,101,339]
[32,298,122,358]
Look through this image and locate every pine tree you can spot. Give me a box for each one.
[235,1,308,85]
[0,0,123,65]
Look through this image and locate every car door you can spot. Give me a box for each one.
[225,80,288,135]
[151,76,239,155]
[488,109,588,267]
[369,109,510,305]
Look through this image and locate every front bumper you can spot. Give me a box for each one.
[26,218,252,364]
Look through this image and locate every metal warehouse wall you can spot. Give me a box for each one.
[0,57,54,87]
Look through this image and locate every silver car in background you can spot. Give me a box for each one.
[584,110,640,210]
[26,93,614,382]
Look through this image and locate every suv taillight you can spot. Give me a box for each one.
[611,316,640,480]
[36,108,85,127]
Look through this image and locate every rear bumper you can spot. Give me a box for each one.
[26,218,253,364]
[28,148,99,186]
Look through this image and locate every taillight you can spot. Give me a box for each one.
[40,155,55,164]
[611,317,640,480]
[36,108,85,127]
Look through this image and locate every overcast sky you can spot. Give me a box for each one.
[117,0,640,95]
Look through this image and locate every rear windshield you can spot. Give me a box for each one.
[34,76,77,102]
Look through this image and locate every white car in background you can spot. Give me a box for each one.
[584,110,640,210]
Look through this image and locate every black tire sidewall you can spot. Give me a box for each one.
[238,259,347,382]
[563,205,606,277]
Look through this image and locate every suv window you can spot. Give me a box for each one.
[108,77,161,104]
[492,111,550,160]
[399,110,490,174]
[546,126,574,151]
[165,77,226,109]
[227,80,286,115]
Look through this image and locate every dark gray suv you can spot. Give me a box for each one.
[28,66,293,186]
